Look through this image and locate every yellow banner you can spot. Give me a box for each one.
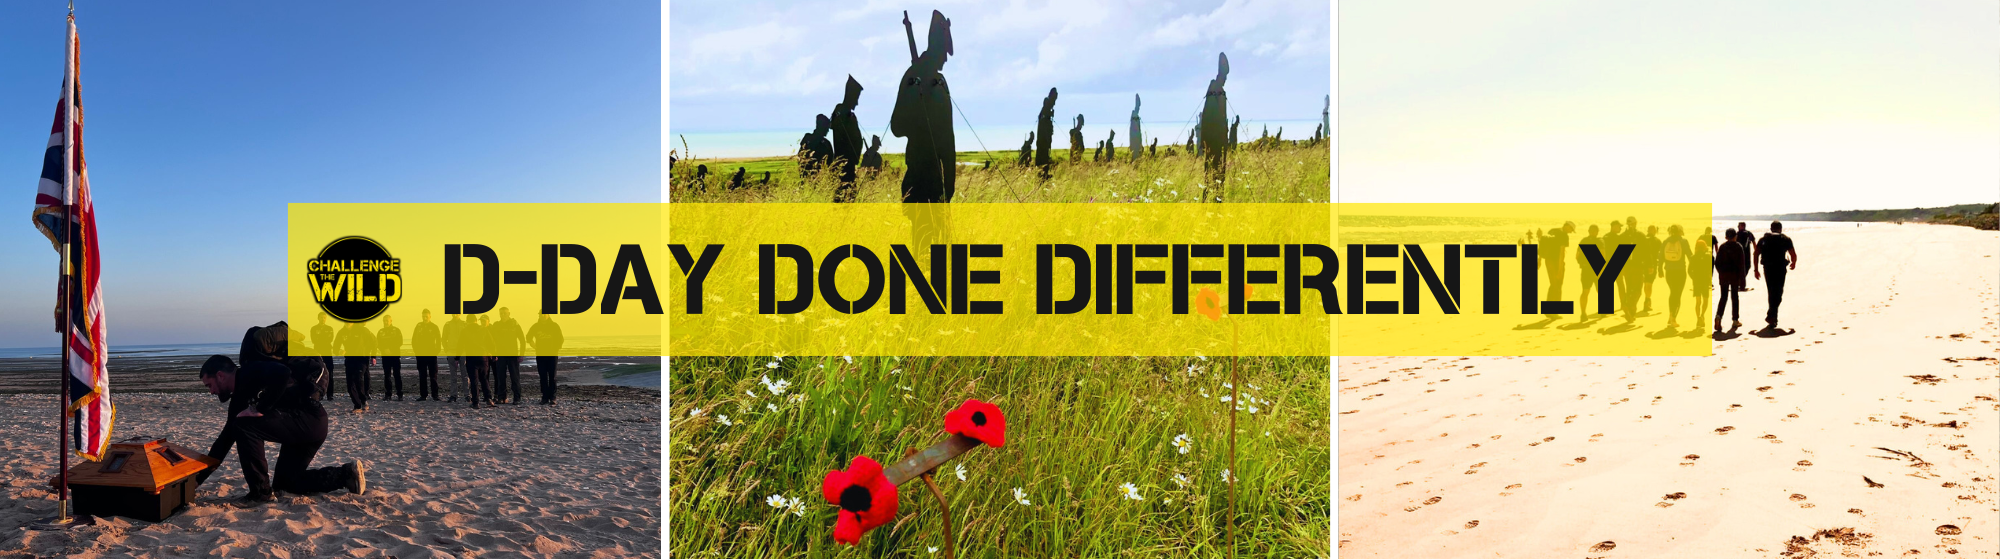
[286,202,1711,357]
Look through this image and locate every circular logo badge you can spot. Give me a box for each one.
[306,236,403,322]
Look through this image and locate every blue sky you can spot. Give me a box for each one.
[668,0,1331,153]
[1340,0,1999,215]
[0,2,660,347]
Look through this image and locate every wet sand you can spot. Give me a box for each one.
[1338,223,1999,557]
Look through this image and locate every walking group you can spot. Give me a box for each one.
[307,308,566,411]
[1529,218,1798,334]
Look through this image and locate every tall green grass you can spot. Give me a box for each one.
[669,143,1330,204]
[669,356,1329,558]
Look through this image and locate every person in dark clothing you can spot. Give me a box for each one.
[1734,222,1755,292]
[1692,227,1714,329]
[1635,222,1662,313]
[198,323,364,504]
[492,308,526,404]
[311,313,336,401]
[462,315,493,408]
[1536,222,1574,318]
[1714,229,1748,330]
[1660,225,1692,329]
[525,314,565,405]
[1754,221,1798,330]
[411,310,441,401]
[375,315,404,401]
[442,314,466,403]
[1575,224,1602,319]
[334,321,375,412]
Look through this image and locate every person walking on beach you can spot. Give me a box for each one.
[376,315,404,402]
[442,314,466,403]
[1734,222,1755,292]
[1660,224,1692,329]
[1604,220,1638,321]
[1635,222,1662,314]
[311,313,335,401]
[334,321,375,413]
[1691,227,1714,329]
[1714,229,1748,330]
[1537,222,1574,318]
[1575,224,1602,319]
[493,308,526,404]
[198,324,365,504]
[1754,221,1798,330]
[526,314,565,405]
[412,310,440,401]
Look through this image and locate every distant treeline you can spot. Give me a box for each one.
[1722,203,1999,231]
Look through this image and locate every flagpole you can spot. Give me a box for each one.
[32,9,86,530]
[56,9,76,525]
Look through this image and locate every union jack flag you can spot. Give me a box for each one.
[32,14,113,462]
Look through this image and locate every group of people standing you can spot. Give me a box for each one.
[1530,218,1798,333]
[308,308,565,411]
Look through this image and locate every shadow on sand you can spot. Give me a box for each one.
[1753,327,1797,338]
[1514,317,1561,330]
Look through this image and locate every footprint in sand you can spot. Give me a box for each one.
[1714,426,1734,434]
[1424,496,1442,505]
[1346,494,1362,502]
[1936,525,1961,536]
[1680,454,1700,467]
[1465,520,1480,529]
[1590,541,1617,552]
[1794,460,1813,472]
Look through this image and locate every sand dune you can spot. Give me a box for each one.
[1338,223,1999,557]
[0,387,659,558]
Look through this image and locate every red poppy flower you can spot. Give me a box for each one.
[821,455,898,545]
[943,399,1006,448]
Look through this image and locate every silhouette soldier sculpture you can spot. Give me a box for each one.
[831,76,865,202]
[1199,53,1230,201]
[1036,88,1057,179]
[891,10,956,203]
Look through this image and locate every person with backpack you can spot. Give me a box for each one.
[1660,224,1692,329]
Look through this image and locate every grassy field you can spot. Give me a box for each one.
[669,141,1329,203]
[668,356,1330,558]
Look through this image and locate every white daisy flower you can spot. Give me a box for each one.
[843,355,854,364]
[765,361,779,369]
[1199,387,1210,398]
[1172,433,1193,455]
[954,463,967,481]
[1173,473,1190,487]
[928,547,939,554]
[689,408,703,417]
[1013,487,1032,506]
[1120,482,1144,501]
[718,414,733,426]
[1220,469,1234,483]
[766,403,777,412]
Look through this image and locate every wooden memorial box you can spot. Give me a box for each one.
[63,437,220,522]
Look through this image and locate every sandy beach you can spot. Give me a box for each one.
[0,386,659,558]
[1338,223,1999,557]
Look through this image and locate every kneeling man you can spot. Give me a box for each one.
[198,322,366,505]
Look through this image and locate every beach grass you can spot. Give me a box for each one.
[668,142,1330,204]
[668,355,1330,557]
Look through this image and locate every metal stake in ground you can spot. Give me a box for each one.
[887,434,981,559]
